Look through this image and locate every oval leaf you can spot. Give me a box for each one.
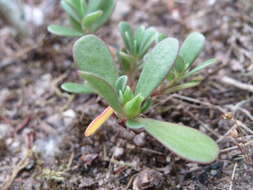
[74,35,118,85]
[79,71,123,114]
[61,82,94,94]
[179,32,205,69]
[82,10,103,28]
[137,118,219,163]
[47,25,83,37]
[136,38,179,98]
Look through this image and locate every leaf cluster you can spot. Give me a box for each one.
[48,0,116,37]
[118,22,166,72]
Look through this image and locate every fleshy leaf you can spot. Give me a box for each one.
[183,58,217,79]
[64,0,86,17]
[136,38,179,98]
[74,35,118,85]
[135,26,145,53]
[115,75,128,93]
[140,98,152,113]
[47,25,83,37]
[126,119,144,129]
[85,106,114,136]
[61,0,81,22]
[166,81,200,94]
[139,27,158,57]
[123,94,144,119]
[174,56,186,73]
[61,82,94,94]
[156,33,167,42]
[137,118,219,163]
[79,71,123,114]
[179,32,205,69]
[121,86,134,105]
[118,51,137,71]
[82,10,103,28]
[69,17,83,31]
[87,0,116,31]
[119,22,134,52]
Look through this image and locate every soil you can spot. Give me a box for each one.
[0,0,253,189]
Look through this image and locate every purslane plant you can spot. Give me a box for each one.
[60,22,219,163]
[47,0,116,37]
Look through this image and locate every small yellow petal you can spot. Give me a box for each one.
[85,106,114,136]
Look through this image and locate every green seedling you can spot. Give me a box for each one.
[47,0,116,37]
[118,22,165,72]
[61,23,219,163]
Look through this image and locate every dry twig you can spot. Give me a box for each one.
[219,76,253,93]
[229,162,238,190]
[2,150,33,190]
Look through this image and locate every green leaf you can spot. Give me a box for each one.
[61,0,81,22]
[87,0,116,31]
[141,98,152,113]
[61,82,94,94]
[64,0,85,17]
[118,51,137,71]
[139,27,158,57]
[123,94,144,119]
[86,0,102,13]
[80,0,87,15]
[135,26,145,53]
[82,10,103,29]
[183,58,217,79]
[126,119,144,129]
[137,118,219,163]
[115,75,128,93]
[179,32,205,69]
[69,17,83,31]
[73,35,118,85]
[122,86,134,105]
[167,71,176,81]
[136,38,179,98]
[166,81,200,94]
[119,22,134,52]
[174,56,186,73]
[47,25,83,37]
[79,71,123,114]
[156,33,167,42]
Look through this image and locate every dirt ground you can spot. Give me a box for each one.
[0,0,253,189]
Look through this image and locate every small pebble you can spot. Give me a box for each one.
[133,132,146,146]
[0,124,11,138]
[113,147,124,158]
[133,168,164,190]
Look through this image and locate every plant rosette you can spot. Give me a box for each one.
[60,28,219,164]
